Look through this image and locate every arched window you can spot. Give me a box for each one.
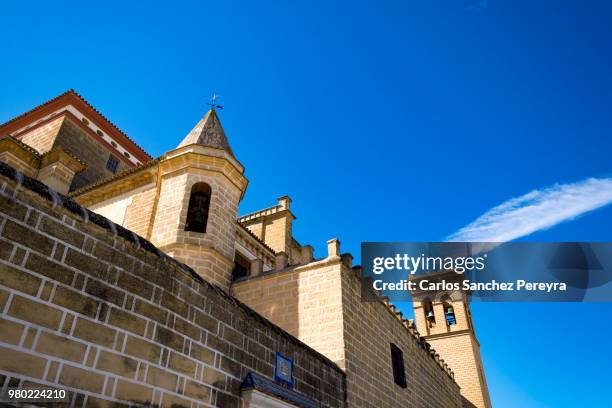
[185,183,211,233]
[423,299,435,326]
[443,302,456,326]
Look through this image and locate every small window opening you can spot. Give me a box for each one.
[444,303,456,326]
[106,155,119,173]
[232,251,251,280]
[185,183,211,233]
[390,343,407,388]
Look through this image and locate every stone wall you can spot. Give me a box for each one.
[232,250,463,408]
[340,266,462,408]
[52,118,128,191]
[88,185,157,238]
[235,225,276,272]
[123,186,158,238]
[0,162,346,408]
[259,216,291,255]
[412,287,491,408]
[232,258,346,368]
[239,197,299,263]
[15,115,129,192]
[425,335,489,408]
[74,147,249,292]
[0,151,37,178]
[16,115,64,155]
[149,168,243,290]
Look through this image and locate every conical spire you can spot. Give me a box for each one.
[178,109,233,155]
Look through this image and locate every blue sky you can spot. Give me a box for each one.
[2,1,611,406]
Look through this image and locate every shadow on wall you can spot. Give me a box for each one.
[463,396,479,408]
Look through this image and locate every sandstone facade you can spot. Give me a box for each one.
[0,91,491,407]
[0,162,345,407]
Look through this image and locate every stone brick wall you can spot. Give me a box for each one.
[232,259,346,368]
[0,152,37,178]
[123,187,158,238]
[242,216,293,260]
[52,118,128,191]
[0,162,345,408]
[87,185,157,238]
[16,115,64,155]
[235,225,275,271]
[37,161,77,195]
[74,147,249,291]
[149,163,245,290]
[233,255,463,408]
[239,198,298,263]
[413,291,491,408]
[340,266,462,408]
[245,222,263,241]
[15,115,130,193]
[426,335,489,408]
[259,216,291,255]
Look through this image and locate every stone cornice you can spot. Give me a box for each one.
[238,206,296,225]
[0,136,41,168]
[165,144,245,174]
[72,163,158,206]
[40,148,86,173]
[232,255,343,285]
[160,149,249,198]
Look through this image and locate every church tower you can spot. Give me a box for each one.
[148,109,248,290]
[412,272,492,408]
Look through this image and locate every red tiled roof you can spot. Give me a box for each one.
[0,89,152,163]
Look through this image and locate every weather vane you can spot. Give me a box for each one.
[207,93,223,110]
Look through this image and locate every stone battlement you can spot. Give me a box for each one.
[238,196,293,224]
[350,265,456,380]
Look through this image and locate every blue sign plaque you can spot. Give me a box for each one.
[274,352,294,388]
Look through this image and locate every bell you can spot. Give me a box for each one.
[426,310,435,320]
[445,305,456,325]
[445,312,457,326]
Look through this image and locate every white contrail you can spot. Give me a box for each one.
[447,177,612,242]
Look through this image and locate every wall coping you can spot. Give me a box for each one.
[238,205,295,225]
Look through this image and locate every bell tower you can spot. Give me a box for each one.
[412,272,492,408]
[149,108,248,290]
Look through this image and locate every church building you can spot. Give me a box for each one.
[0,90,491,408]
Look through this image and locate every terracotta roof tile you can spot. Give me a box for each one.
[0,89,152,162]
[0,90,73,129]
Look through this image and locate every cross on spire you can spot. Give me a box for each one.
[207,93,223,110]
